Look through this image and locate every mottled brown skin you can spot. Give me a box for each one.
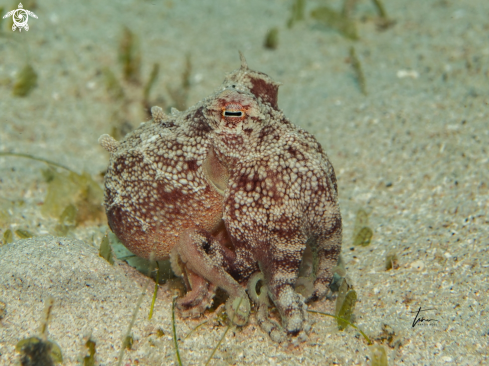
[100,54,342,342]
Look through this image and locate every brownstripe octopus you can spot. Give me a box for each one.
[99,53,342,343]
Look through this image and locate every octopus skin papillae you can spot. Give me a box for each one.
[99,54,342,343]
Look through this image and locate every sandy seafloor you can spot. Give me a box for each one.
[0,0,488,365]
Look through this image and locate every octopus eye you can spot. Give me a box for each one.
[222,104,246,119]
[224,110,244,117]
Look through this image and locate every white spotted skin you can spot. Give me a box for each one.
[100,55,342,341]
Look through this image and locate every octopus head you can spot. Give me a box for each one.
[206,88,263,135]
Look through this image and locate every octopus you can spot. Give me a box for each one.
[99,53,342,342]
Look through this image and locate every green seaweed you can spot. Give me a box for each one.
[102,67,125,101]
[385,251,399,270]
[16,337,63,366]
[56,203,77,236]
[118,27,141,83]
[123,335,133,350]
[168,54,192,111]
[16,297,63,365]
[83,339,96,366]
[59,203,77,226]
[264,27,279,50]
[335,283,357,330]
[183,319,209,339]
[371,0,395,30]
[15,229,33,239]
[0,152,103,231]
[308,309,372,344]
[0,7,4,32]
[287,0,305,28]
[371,0,387,18]
[156,328,165,337]
[205,323,231,366]
[205,297,244,366]
[148,261,160,320]
[3,229,14,244]
[171,296,183,366]
[104,28,172,136]
[349,46,367,95]
[310,6,358,40]
[352,208,373,246]
[0,197,12,226]
[0,152,74,172]
[0,300,6,320]
[12,64,38,97]
[99,233,114,265]
[353,226,373,246]
[41,170,104,226]
[143,63,160,104]
[39,297,55,338]
[369,344,388,365]
[117,279,150,366]
[353,208,369,233]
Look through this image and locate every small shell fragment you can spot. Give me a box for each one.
[410,260,425,271]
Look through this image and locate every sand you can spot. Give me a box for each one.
[0,0,488,364]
